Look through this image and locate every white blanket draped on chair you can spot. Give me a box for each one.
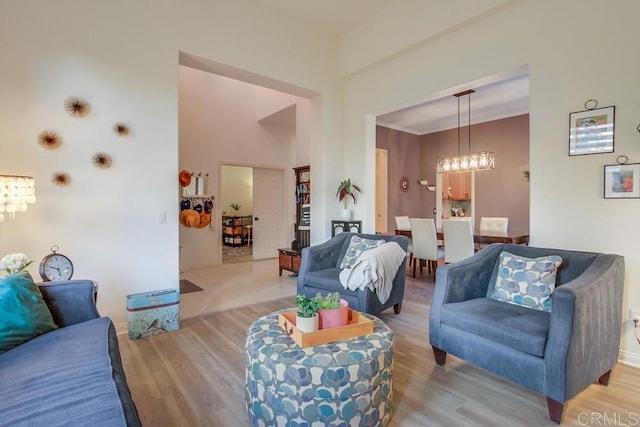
[339,242,407,304]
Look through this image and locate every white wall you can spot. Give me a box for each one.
[340,0,640,363]
[0,0,337,326]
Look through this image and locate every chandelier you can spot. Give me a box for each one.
[0,175,36,222]
[436,89,495,173]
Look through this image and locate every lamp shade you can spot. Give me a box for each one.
[0,175,36,222]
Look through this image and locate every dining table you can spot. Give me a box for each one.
[394,228,529,245]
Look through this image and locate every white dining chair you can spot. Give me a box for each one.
[395,216,411,230]
[479,217,509,233]
[442,219,475,263]
[395,216,414,268]
[477,217,509,251]
[409,218,444,278]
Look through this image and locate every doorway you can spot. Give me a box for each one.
[220,165,284,264]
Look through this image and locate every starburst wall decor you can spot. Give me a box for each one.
[64,96,90,118]
[37,130,62,150]
[113,122,130,136]
[51,172,71,186]
[92,152,112,169]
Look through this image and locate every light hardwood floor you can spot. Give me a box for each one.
[118,261,640,426]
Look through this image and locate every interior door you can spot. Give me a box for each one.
[376,148,388,233]
[252,168,283,260]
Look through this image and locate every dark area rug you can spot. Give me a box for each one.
[180,279,204,294]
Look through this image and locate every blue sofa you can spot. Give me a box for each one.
[297,232,409,315]
[0,280,141,426]
[429,244,625,424]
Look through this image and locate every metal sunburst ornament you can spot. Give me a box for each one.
[51,172,71,186]
[92,152,112,169]
[37,130,63,150]
[112,122,130,137]
[64,96,91,118]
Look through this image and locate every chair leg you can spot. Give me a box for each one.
[432,346,447,366]
[412,258,417,278]
[598,369,612,385]
[393,302,402,314]
[546,397,565,424]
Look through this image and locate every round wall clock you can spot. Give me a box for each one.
[39,245,74,282]
[400,176,410,192]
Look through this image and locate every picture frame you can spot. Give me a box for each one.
[569,106,615,156]
[604,163,640,199]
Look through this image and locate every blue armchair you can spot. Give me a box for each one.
[297,232,409,315]
[429,244,625,424]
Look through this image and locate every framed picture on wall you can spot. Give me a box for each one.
[604,163,640,199]
[569,106,615,156]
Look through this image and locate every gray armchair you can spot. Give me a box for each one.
[297,232,408,315]
[429,243,625,424]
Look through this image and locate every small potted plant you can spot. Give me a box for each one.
[229,203,241,215]
[296,294,319,333]
[336,179,361,220]
[314,292,349,329]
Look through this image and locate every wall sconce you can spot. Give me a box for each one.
[418,179,436,192]
[0,175,36,222]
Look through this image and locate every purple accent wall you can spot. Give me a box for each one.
[377,114,529,233]
[376,126,421,233]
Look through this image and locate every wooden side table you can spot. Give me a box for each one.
[277,248,302,276]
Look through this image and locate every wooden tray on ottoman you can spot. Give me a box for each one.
[278,309,374,348]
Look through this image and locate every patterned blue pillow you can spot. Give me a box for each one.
[491,251,562,312]
[340,236,385,269]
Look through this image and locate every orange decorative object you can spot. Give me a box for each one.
[179,170,192,187]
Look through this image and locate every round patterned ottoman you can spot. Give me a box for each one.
[244,309,394,426]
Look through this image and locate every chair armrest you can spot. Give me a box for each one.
[544,254,624,402]
[429,244,503,347]
[38,280,100,327]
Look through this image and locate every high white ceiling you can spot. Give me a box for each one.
[377,75,530,135]
[261,1,529,135]
[266,0,396,35]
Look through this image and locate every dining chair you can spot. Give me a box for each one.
[395,216,411,230]
[395,216,413,268]
[409,218,444,278]
[442,219,475,263]
[479,217,509,233]
[477,217,509,251]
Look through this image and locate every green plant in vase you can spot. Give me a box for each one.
[314,292,349,329]
[336,179,361,221]
[296,294,319,318]
[229,203,241,213]
[313,292,341,310]
[296,294,319,333]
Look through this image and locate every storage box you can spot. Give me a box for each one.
[127,289,180,340]
[278,309,374,347]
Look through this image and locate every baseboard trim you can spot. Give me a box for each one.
[619,349,640,368]
[114,321,129,336]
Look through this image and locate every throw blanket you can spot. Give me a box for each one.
[339,242,406,304]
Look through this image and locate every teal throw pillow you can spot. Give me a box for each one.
[340,236,385,269]
[491,251,563,312]
[0,271,58,354]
